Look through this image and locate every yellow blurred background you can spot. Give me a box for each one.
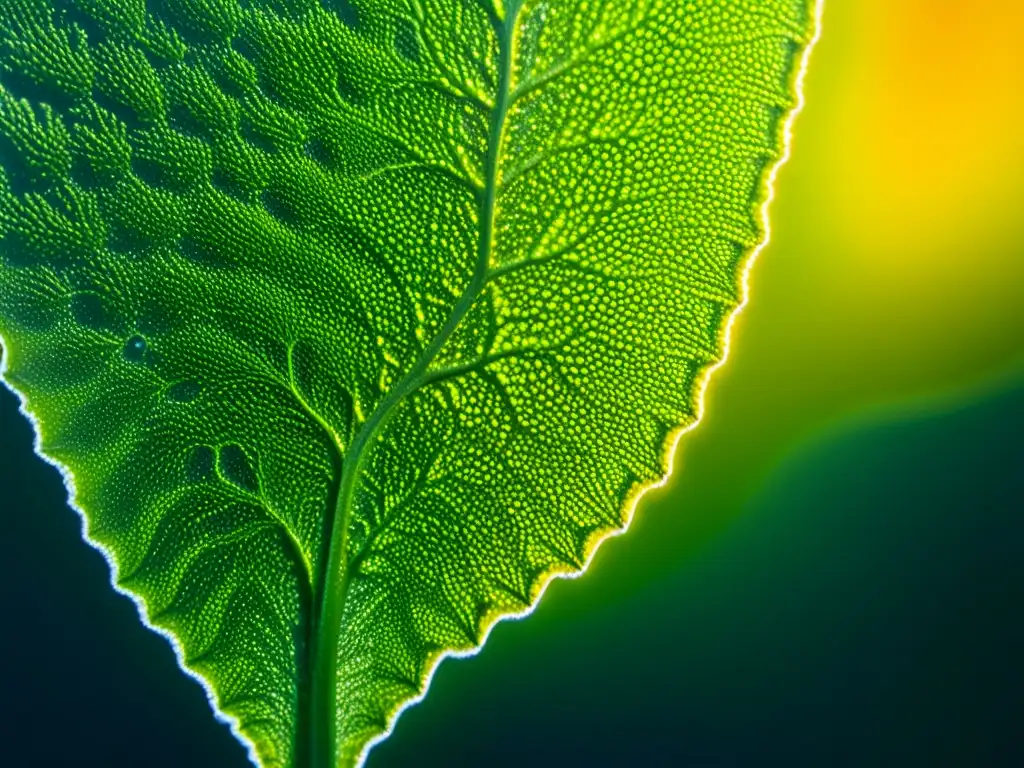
[775,0,1024,401]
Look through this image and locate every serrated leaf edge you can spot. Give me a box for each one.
[0,2,824,765]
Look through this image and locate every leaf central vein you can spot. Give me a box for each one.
[305,3,522,764]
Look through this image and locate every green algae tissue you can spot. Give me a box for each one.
[0,1,819,765]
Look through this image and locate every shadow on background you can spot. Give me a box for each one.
[2,373,1021,766]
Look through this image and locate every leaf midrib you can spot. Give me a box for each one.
[305,4,521,766]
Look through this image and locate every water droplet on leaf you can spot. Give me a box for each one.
[123,335,147,363]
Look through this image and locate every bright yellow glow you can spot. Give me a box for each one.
[830,0,1024,255]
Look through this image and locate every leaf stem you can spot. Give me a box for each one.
[307,3,521,765]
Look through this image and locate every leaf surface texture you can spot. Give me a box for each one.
[0,0,816,765]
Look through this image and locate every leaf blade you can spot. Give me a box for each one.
[0,1,819,766]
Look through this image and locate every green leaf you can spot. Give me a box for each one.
[0,1,819,766]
